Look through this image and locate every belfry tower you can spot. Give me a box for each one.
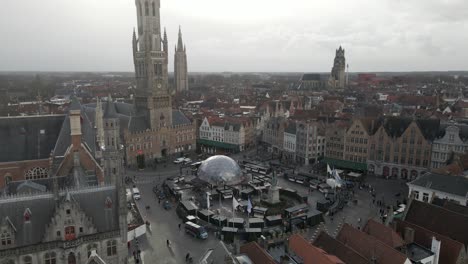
[174,26,189,92]
[133,0,172,130]
[331,46,346,89]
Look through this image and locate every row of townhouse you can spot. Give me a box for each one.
[324,117,468,180]
[197,116,255,154]
[262,115,326,166]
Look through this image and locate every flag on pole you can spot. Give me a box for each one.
[247,197,253,214]
[232,197,239,210]
[327,164,333,175]
[232,197,239,218]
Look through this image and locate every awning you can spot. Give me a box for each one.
[197,139,239,151]
[347,172,362,178]
[323,157,367,171]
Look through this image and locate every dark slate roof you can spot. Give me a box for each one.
[16,181,47,193]
[382,117,413,138]
[301,73,322,81]
[313,231,368,264]
[128,115,150,132]
[285,122,297,134]
[0,115,65,162]
[69,96,81,111]
[0,186,119,248]
[172,110,191,126]
[415,119,440,141]
[409,173,468,197]
[103,100,118,119]
[404,200,468,246]
[53,112,96,157]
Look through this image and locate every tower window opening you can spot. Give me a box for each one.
[152,2,156,16]
[145,1,149,16]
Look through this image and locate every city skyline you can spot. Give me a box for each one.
[1,0,467,72]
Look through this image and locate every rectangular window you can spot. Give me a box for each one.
[414,191,420,200]
[423,193,429,202]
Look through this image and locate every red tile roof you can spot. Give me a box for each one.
[240,242,276,264]
[404,200,468,246]
[313,232,368,264]
[362,219,405,248]
[395,220,464,264]
[289,234,344,264]
[336,224,408,264]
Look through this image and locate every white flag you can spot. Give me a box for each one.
[327,164,333,175]
[247,197,253,214]
[232,197,239,209]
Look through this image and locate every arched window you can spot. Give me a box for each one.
[0,230,12,246]
[4,174,12,186]
[44,252,56,264]
[138,3,142,15]
[23,256,32,264]
[152,2,156,16]
[25,167,48,180]
[106,240,117,256]
[145,1,149,16]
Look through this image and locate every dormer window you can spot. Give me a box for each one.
[1,230,12,246]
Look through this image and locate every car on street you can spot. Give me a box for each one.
[183,158,192,164]
[173,157,185,164]
[132,187,141,200]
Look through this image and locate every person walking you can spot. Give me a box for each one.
[186,253,190,262]
[178,223,181,230]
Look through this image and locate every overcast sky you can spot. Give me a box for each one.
[1,0,467,72]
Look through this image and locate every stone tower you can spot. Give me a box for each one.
[102,97,121,185]
[331,46,346,88]
[133,0,172,130]
[174,26,189,92]
[95,97,105,149]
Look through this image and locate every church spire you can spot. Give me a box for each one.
[177,25,184,52]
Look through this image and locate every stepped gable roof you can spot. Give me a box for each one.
[336,224,407,264]
[404,199,468,245]
[409,173,468,197]
[240,242,276,264]
[0,186,118,248]
[313,232,368,264]
[0,115,65,162]
[289,234,344,264]
[395,219,463,264]
[362,219,404,248]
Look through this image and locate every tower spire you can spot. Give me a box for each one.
[177,25,184,52]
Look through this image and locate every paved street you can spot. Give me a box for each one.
[126,154,408,263]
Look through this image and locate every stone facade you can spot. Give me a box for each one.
[174,27,188,92]
[198,117,246,154]
[295,120,326,165]
[431,124,468,169]
[330,46,346,89]
[367,118,437,180]
[262,117,286,154]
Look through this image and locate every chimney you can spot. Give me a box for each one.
[404,227,414,244]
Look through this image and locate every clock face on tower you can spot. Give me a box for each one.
[157,83,162,89]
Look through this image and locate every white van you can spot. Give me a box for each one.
[132,187,141,200]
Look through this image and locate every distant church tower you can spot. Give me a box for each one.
[174,26,189,93]
[330,46,346,89]
[133,0,172,130]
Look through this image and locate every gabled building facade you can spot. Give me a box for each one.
[367,118,438,179]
